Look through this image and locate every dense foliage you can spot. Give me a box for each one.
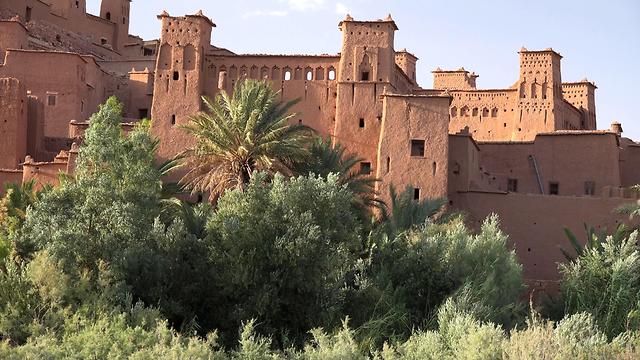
[0,96,638,358]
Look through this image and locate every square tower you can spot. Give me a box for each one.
[150,11,214,162]
[333,15,398,173]
[100,0,131,51]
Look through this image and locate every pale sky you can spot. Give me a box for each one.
[88,0,640,138]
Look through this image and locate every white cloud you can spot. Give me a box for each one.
[280,0,326,11]
[335,2,350,15]
[242,10,289,19]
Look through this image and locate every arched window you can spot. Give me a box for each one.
[519,80,526,98]
[294,67,302,80]
[460,106,469,117]
[491,107,499,117]
[316,67,325,80]
[530,81,537,99]
[229,65,238,79]
[272,66,281,81]
[542,82,548,99]
[328,67,336,81]
[360,54,372,81]
[283,67,292,81]
[250,65,259,79]
[482,107,489,117]
[158,43,171,70]
[305,67,313,81]
[261,66,270,79]
[450,106,457,117]
[183,44,196,71]
[472,108,478,117]
[106,12,111,21]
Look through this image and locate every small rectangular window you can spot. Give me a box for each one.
[507,178,518,192]
[173,71,179,81]
[171,114,176,125]
[360,162,372,175]
[361,71,370,81]
[549,182,559,195]
[411,140,425,157]
[25,7,32,22]
[100,38,108,45]
[359,118,365,128]
[584,181,595,196]
[47,94,57,106]
[139,109,149,119]
[413,188,420,200]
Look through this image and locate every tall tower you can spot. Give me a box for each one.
[150,10,214,163]
[515,48,563,135]
[333,14,398,171]
[100,0,131,52]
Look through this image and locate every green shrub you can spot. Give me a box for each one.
[560,231,640,338]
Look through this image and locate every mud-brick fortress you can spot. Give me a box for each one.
[1,1,640,291]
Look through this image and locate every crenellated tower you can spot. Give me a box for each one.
[150,10,214,162]
[515,48,563,133]
[100,0,131,52]
[333,14,398,173]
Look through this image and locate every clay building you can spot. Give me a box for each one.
[1,3,640,292]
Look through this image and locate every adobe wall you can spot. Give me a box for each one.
[477,132,621,196]
[376,94,451,203]
[394,50,417,83]
[202,55,340,137]
[97,59,156,75]
[127,69,154,120]
[433,69,477,90]
[333,18,400,171]
[0,49,112,141]
[0,20,28,62]
[0,170,22,194]
[442,49,594,141]
[562,82,596,130]
[619,138,640,187]
[21,151,69,190]
[0,0,124,54]
[0,78,28,169]
[448,89,544,140]
[26,95,46,161]
[453,191,636,281]
[448,134,497,193]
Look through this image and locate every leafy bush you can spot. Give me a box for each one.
[560,231,640,338]
[206,172,363,346]
[348,214,524,348]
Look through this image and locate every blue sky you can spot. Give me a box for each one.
[89,1,640,138]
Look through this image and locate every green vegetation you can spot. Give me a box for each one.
[1,88,638,358]
[180,79,313,201]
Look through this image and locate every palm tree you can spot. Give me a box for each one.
[560,223,629,262]
[380,185,447,237]
[180,79,313,201]
[292,137,383,212]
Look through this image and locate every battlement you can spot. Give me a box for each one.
[432,67,478,90]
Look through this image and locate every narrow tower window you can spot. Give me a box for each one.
[106,12,111,21]
[413,188,421,200]
[359,118,365,128]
